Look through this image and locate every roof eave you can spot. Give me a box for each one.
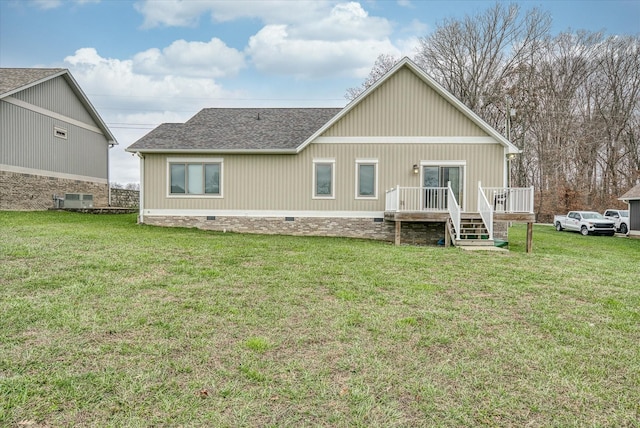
[0,69,68,99]
[61,71,118,144]
[124,148,298,155]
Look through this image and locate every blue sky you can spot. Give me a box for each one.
[1,0,639,184]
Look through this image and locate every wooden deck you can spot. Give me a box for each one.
[384,211,450,222]
[384,210,535,252]
[385,210,535,223]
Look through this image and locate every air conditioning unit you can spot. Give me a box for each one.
[64,193,94,209]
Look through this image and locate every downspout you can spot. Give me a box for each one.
[136,152,144,223]
[108,142,115,206]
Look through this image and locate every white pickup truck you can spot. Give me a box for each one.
[554,211,616,236]
[603,209,630,235]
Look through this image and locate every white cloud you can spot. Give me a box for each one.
[30,0,99,9]
[132,38,245,78]
[247,24,400,79]
[134,1,401,80]
[290,2,392,41]
[135,0,331,28]
[63,48,244,184]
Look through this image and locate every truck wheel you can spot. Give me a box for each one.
[555,222,563,231]
[620,223,628,235]
[580,226,589,236]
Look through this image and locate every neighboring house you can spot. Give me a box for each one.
[0,68,116,210]
[127,58,535,248]
[619,183,640,238]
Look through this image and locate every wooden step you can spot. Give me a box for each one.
[455,239,494,247]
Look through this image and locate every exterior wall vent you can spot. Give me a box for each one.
[54,127,68,139]
[64,193,93,208]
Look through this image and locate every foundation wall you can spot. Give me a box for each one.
[0,170,108,210]
[142,215,449,246]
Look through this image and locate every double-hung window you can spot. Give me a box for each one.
[168,158,222,197]
[355,159,378,199]
[313,159,335,199]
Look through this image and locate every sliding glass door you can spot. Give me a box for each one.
[423,165,463,209]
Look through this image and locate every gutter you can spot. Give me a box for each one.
[108,142,115,206]
[124,148,298,155]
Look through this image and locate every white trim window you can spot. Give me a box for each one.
[313,159,335,199]
[355,159,378,199]
[168,158,223,197]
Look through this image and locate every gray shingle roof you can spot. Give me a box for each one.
[620,183,640,200]
[0,68,65,97]
[127,108,343,152]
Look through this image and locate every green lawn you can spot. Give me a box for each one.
[1,211,639,427]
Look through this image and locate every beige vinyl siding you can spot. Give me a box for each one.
[142,142,504,212]
[323,67,488,138]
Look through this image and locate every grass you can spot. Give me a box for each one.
[1,211,639,427]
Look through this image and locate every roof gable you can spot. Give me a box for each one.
[322,66,487,138]
[0,68,116,144]
[298,57,519,153]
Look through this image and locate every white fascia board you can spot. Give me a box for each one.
[61,71,118,144]
[1,163,109,184]
[315,136,497,144]
[3,96,104,135]
[124,148,298,154]
[142,209,385,218]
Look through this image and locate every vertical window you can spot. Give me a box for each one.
[205,164,220,194]
[356,160,378,199]
[313,159,335,199]
[170,164,186,194]
[168,159,222,196]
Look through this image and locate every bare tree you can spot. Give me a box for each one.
[414,2,550,125]
[590,35,640,201]
[345,54,399,100]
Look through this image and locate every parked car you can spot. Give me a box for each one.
[603,209,629,234]
[554,211,616,236]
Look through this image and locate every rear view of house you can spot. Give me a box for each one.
[0,68,116,210]
[127,58,534,248]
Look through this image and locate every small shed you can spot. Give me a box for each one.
[619,183,640,238]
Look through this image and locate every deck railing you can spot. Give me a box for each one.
[384,186,449,212]
[448,184,461,241]
[477,182,493,240]
[482,186,534,213]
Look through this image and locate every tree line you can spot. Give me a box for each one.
[347,3,640,221]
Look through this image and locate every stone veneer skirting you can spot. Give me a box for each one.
[110,188,140,208]
[0,170,108,210]
[143,215,449,245]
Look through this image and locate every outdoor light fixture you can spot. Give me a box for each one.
[412,164,419,174]
[506,153,517,160]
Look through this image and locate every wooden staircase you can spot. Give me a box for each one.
[448,213,494,247]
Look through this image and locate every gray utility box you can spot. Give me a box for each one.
[64,193,94,209]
